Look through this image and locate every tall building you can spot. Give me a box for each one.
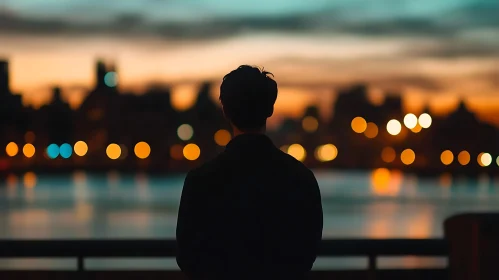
[95,60,118,90]
[0,60,9,94]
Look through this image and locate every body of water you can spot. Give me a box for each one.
[0,169,498,269]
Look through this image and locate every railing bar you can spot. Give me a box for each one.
[77,256,84,272]
[368,254,377,280]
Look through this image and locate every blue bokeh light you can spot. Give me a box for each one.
[104,72,118,87]
[59,143,73,159]
[46,144,59,159]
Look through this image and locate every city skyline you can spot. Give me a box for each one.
[1,0,498,125]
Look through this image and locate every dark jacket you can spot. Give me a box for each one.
[176,133,323,280]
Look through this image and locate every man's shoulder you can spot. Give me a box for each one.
[185,153,227,181]
[277,149,316,177]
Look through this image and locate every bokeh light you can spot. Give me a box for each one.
[134,142,151,159]
[5,142,18,157]
[440,150,454,165]
[280,145,289,153]
[411,124,422,133]
[497,156,499,167]
[23,172,37,188]
[23,144,35,158]
[74,141,88,156]
[24,131,36,143]
[59,143,72,159]
[477,152,484,167]
[119,144,128,159]
[106,143,121,160]
[104,72,118,87]
[403,113,418,129]
[418,113,432,128]
[214,129,231,146]
[351,117,367,133]
[46,144,59,159]
[458,151,470,166]
[177,124,194,141]
[479,153,492,167]
[364,122,378,138]
[302,116,319,133]
[183,143,201,161]
[315,144,338,162]
[386,119,402,136]
[170,144,184,160]
[401,149,415,165]
[381,147,396,163]
[287,144,306,162]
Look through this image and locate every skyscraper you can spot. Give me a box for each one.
[0,60,9,94]
[95,60,108,90]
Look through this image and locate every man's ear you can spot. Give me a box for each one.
[267,106,274,118]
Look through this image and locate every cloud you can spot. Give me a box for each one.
[0,1,498,42]
[404,41,499,58]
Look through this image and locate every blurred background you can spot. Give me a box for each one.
[0,0,499,253]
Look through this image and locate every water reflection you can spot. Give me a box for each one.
[370,168,402,196]
[107,171,120,187]
[2,170,499,241]
[439,173,452,188]
[6,174,17,188]
[75,202,93,222]
[23,172,37,188]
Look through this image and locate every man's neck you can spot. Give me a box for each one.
[232,126,266,137]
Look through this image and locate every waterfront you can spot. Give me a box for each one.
[0,170,497,269]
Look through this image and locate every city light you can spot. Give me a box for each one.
[418,113,432,128]
[134,142,151,159]
[458,151,470,165]
[170,144,184,160]
[351,117,367,133]
[5,142,18,157]
[104,72,118,87]
[24,131,35,143]
[106,143,121,160]
[440,150,454,165]
[280,145,289,153]
[411,124,422,133]
[364,122,378,138]
[401,149,415,165]
[403,113,418,129]
[60,143,72,159]
[214,129,231,146]
[119,144,128,159]
[46,144,59,159]
[386,119,402,136]
[23,144,35,158]
[302,116,319,133]
[183,143,200,161]
[177,124,194,141]
[315,144,338,162]
[287,144,306,162]
[381,147,396,163]
[479,153,492,167]
[74,141,88,156]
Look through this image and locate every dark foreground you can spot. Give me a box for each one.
[0,239,447,280]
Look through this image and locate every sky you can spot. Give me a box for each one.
[1,0,498,124]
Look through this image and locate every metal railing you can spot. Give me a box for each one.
[0,239,448,279]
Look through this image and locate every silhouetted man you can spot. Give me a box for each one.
[176,65,323,280]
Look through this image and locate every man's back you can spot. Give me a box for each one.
[176,134,323,279]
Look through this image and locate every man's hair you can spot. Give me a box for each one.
[220,65,278,131]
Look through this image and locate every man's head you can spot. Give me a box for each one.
[220,65,278,132]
